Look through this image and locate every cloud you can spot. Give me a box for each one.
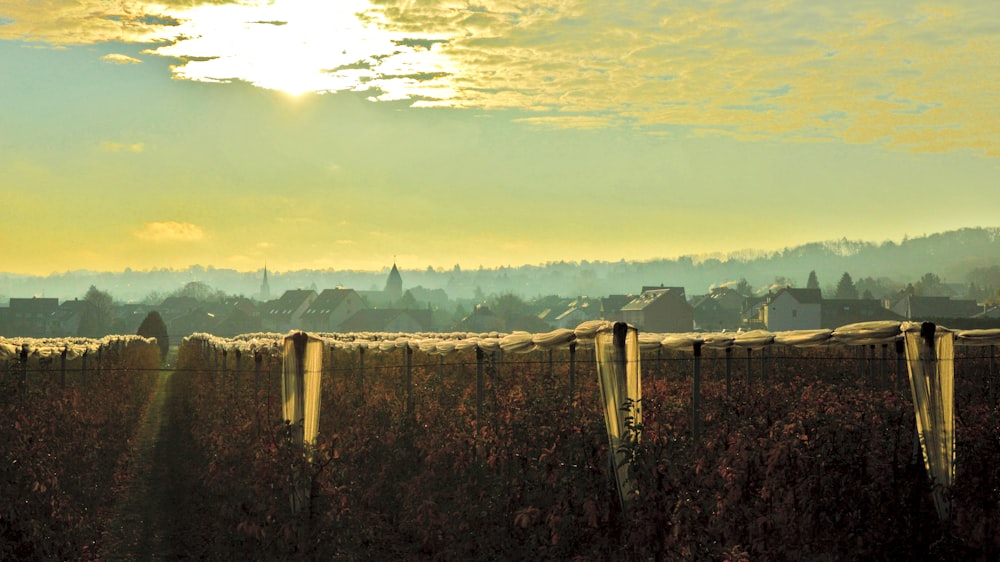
[101,53,142,64]
[4,0,999,156]
[101,141,145,152]
[135,221,205,242]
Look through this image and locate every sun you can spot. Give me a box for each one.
[152,0,453,100]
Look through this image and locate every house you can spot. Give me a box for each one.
[5,297,59,337]
[763,288,822,331]
[600,294,634,322]
[821,299,904,329]
[300,288,366,333]
[262,289,318,332]
[52,299,92,336]
[620,287,693,333]
[692,287,745,331]
[550,296,599,329]
[456,304,505,332]
[214,304,264,338]
[890,295,982,321]
[339,308,432,333]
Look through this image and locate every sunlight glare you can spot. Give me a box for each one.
[153,0,456,100]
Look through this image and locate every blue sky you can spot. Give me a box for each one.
[1,0,998,275]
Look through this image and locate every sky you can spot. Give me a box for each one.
[1,0,998,276]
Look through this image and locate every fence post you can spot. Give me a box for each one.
[990,344,996,405]
[895,338,906,392]
[82,350,88,387]
[745,347,753,392]
[476,346,485,431]
[760,345,767,384]
[235,349,242,390]
[569,342,577,405]
[19,345,28,395]
[61,347,68,389]
[693,341,703,443]
[221,349,228,391]
[725,346,733,396]
[97,345,103,378]
[357,346,365,405]
[548,349,554,378]
[405,345,413,417]
[254,350,262,398]
[880,343,888,390]
[438,355,445,385]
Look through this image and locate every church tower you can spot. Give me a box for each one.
[259,263,271,302]
[385,262,403,301]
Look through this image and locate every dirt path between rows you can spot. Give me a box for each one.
[101,371,203,560]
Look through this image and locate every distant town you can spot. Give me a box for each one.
[2,259,999,342]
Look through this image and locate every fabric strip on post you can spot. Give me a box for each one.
[902,321,955,523]
[594,322,641,511]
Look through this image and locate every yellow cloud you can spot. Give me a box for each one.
[4,0,998,156]
[101,53,142,64]
[135,221,205,242]
[101,141,145,152]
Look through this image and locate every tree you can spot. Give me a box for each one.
[491,293,529,330]
[78,285,114,337]
[734,278,753,296]
[172,281,226,302]
[137,311,169,363]
[806,270,820,291]
[835,272,858,299]
[914,272,947,297]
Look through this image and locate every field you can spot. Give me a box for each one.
[166,340,1000,560]
[2,334,998,560]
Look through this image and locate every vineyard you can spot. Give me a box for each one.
[3,322,1000,560]
[0,336,161,560]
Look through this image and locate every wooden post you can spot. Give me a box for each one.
[895,338,906,393]
[476,347,485,431]
[405,345,413,417]
[357,346,365,405]
[693,341,703,443]
[548,349,554,378]
[725,346,733,396]
[81,350,88,387]
[19,345,28,395]
[60,347,68,389]
[438,355,445,385]
[569,342,577,405]
[990,344,996,406]
[759,345,767,384]
[254,350,262,398]
[97,345,103,378]
[221,349,228,391]
[745,347,753,392]
[880,344,888,390]
[235,349,242,390]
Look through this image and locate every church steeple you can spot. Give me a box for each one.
[385,262,403,301]
[259,263,271,301]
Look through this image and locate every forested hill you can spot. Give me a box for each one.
[4,227,1000,302]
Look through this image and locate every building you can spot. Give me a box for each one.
[300,288,366,333]
[620,287,693,333]
[890,295,982,321]
[550,296,599,329]
[262,289,318,332]
[821,298,904,329]
[259,264,271,301]
[359,264,405,308]
[4,297,59,337]
[692,287,746,331]
[763,288,822,331]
